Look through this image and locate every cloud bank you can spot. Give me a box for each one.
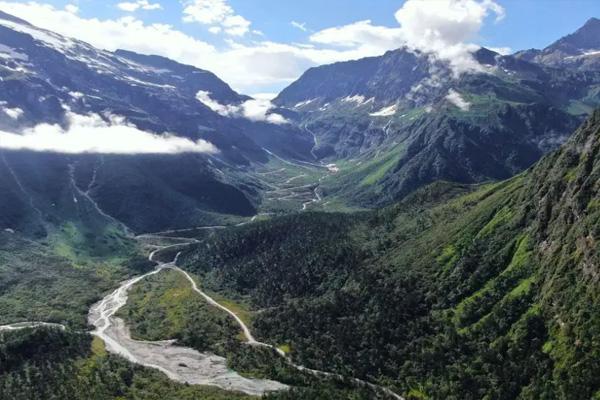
[196,91,288,124]
[0,111,218,154]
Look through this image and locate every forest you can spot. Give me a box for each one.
[180,112,600,399]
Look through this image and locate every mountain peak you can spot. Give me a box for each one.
[582,16,600,28]
[548,16,600,53]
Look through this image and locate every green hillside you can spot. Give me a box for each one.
[180,111,600,399]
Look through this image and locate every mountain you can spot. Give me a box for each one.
[274,34,600,208]
[180,109,600,399]
[516,17,600,71]
[0,11,314,234]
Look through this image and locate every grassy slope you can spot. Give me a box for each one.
[179,112,600,399]
[0,222,150,328]
[118,269,240,353]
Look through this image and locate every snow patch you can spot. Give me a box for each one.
[341,95,366,105]
[0,18,75,52]
[68,91,85,99]
[370,104,397,117]
[0,44,28,61]
[294,98,317,108]
[122,75,176,89]
[0,102,24,120]
[565,49,600,60]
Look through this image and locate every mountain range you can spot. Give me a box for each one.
[275,19,600,206]
[3,12,600,234]
[1,9,600,400]
[0,10,313,234]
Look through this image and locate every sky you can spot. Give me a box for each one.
[1,0,599,96]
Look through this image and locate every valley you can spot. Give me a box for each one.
[1,4,600,400]
[91,222,405,398]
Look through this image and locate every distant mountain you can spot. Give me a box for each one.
[0,10,312,163]
[515,17,600,70]
[274,29,600,207]
[0,10,313,234]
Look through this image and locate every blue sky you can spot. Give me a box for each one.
[1,0,600,94]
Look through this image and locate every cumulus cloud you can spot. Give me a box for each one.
[251,93,278,100]
[196,91,288,124]
[182,0,251,36]
[445,89,471,111]
[0,0,507,92]
[117,1,162,12]
[0,1,293,90]
[394,0,504,74]
[310,0,503,75]
[64,4,78,14]
[0,111,218,154]
[310,20,403,52]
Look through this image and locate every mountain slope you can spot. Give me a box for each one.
[0,10,312,162]
[516,17,600,71]
[0,10,315,234]
[274,34,600,208]
[180,110,600,398]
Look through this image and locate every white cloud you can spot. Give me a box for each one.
[241,98,288,124]
[310,0,504,76]
[64,4,78,14]
[445,88,471,111]
[117,0,162,12]
[310,20,403,52]
[196,90,234,115]
[291,21,307,32]
[0,111,217,154]
[182,0,251,36]
[394,0,504,74]
[196,91,288,124]
[3,107,23,119]
[0,0,507,93]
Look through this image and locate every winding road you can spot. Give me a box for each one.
[137,230,404,399]
[87,239,288,396]
[2,221,403,399]
[172,262,404,399]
